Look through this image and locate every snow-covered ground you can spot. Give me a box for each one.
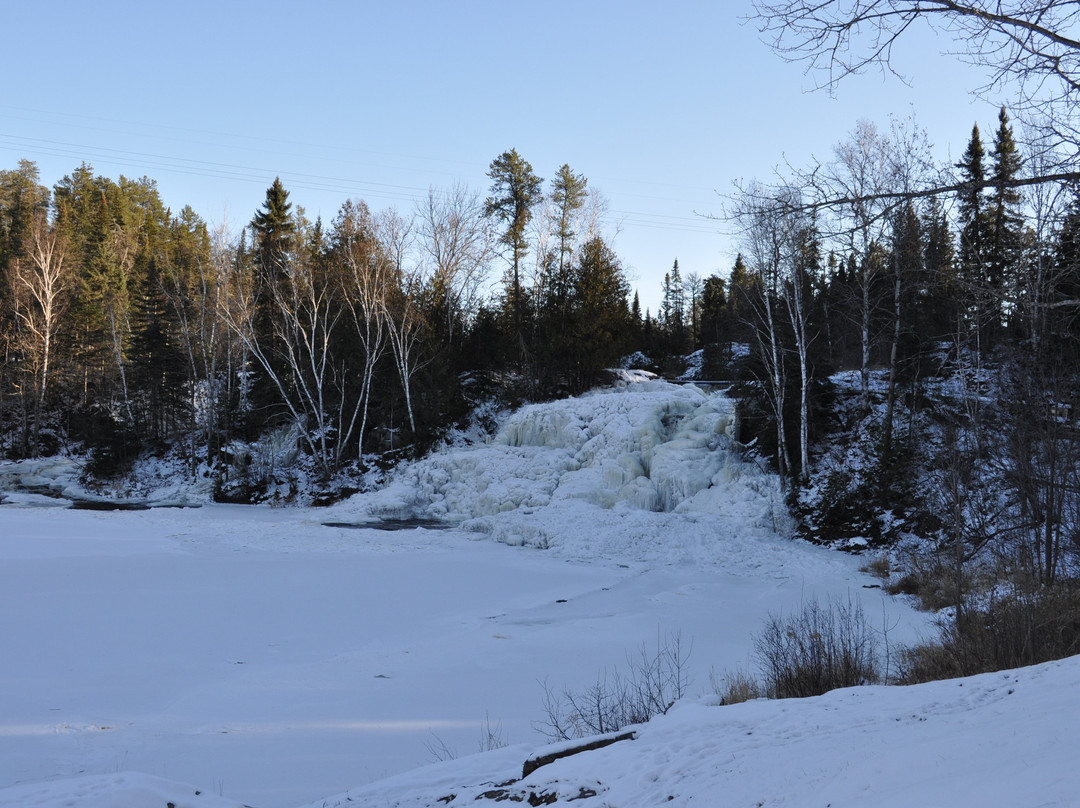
[2,380,1068,807]
[312,655,1080,808]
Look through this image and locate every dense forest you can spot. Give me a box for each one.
[0,153,650,491]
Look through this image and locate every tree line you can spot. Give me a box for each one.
[727,0,1080,664]
[1,151,716,491]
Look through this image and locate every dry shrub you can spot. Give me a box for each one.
[898,582,1080,684]
[860,555,891,581]
[538,631,691,740]
[710,665,764,705]
[884,555,977,613]
[754,595,880,699]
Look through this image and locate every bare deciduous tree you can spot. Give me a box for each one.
[377,208,431,438]
[221,220,348,478]
[11,214,69,454]
[735,183,796,481]
[334,200,390,459]
[416,185,496,347]
[752,0,1080,159]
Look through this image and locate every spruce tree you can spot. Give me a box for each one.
[249,178,297,417]
[570,237,630,390]
[1052,188,1080,342]
[700,275,727,345]
[989,107,1024,333]
[660,259,687,354]
[251,178,296,310]
[0,161,50,303]
[922,197,958,340]
[727,253,756,342]
[955,124,993,346]
[130,254,187,440]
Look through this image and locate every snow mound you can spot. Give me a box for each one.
[310,655,1080,808]
[330,381,793,565]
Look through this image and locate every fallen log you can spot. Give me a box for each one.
[522,730,636,778]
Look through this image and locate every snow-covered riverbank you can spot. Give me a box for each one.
[0,381,952,807]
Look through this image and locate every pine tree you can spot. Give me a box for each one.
[484,149,542,344]
[551,164,588,291]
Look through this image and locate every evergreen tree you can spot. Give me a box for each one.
[922,197,958,340]
[130,254,188,440]
[883,200,924,451]
[252,178,296,279]
[1051,187,1080,343]
[955,124,994,346]
[727,253,757,342]
[569,236,630,390]
[248,178,297,416]
[660,259,688,354]
[700,274,728,345]
[988,107,1025,332]
[551,164,588,299]
[483,149,542,344]
[0,161,50,306]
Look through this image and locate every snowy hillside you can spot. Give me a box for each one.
[308,655,1080,808]
[2,378,1067,807]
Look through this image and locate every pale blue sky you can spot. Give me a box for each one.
[2,0,1003,313]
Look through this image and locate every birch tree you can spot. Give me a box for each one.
[377,208,431,438]
[11,214,69,454]
[736,184,795,481]
[332,200,389,458]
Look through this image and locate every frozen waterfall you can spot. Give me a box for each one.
[331,380,792,563]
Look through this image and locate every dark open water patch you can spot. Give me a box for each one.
[67,498,201,511]
[69,499,151,511]
[323,518,455,531]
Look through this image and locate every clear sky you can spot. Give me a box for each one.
[1,0,1005,314]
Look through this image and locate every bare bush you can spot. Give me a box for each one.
[899,581,1080,683]
[537,630,691,741]
[424,712,507,762]
[710,665,764,705]
[754,595,880,699]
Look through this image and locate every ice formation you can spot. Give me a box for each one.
[340,380,792,562]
